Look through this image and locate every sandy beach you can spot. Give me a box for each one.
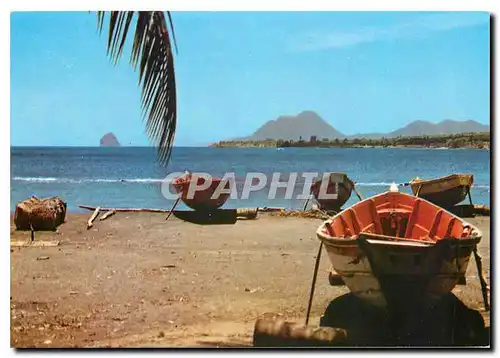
[10,212,490,348]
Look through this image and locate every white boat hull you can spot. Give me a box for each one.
[322,239,475,309]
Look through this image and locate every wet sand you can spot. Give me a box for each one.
[10,213,490,348]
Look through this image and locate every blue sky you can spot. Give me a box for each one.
[11,11,490,146]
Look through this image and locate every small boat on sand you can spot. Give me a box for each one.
[310,173,356,211]
[316,189,481,310]
[408,174,474,209]
[172,172,231,211]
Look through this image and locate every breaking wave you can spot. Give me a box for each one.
[11,176,490,190]
[12,177,165,184]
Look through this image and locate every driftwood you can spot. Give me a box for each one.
[79,205,170,213]
[99,209,116,221]
[236,208,258,219]
[14,196,67,231]
[10,240,60,247]
[87,207,101,229]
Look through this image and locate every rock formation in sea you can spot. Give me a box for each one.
[100,132,121,147]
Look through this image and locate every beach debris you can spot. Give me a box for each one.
[473,204,490,216]
[99,209,117,221]
[10,240,59,247]
[253,317,348,347]
[161,264,177,270]
[36,256,50,261]
[236,208,259,219]
[43,339,52,345]
[270,209,330,220]
[79,205,171,213]
[15,196,67,231]
[87,207,101,230]
[258,207,285,213]
[244,287,261,293]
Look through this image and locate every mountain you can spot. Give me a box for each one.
[386,119,490,137]
[100,132,121,147]
[346,120,489,139]
[243,111,345,141]
[229,113,489,143]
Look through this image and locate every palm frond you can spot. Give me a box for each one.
[97,11,177,166]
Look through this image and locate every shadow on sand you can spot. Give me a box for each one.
[172,209,238,225]
[319,292,489,347]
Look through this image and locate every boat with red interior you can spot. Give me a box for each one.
[316,188,481,309]
[172,172,231,211]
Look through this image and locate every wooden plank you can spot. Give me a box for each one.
[79,205,171,213]
[11,240,60,247]
[99,209,116,221]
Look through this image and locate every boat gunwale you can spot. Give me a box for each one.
[316,191,482,249]
[408,173,474,188]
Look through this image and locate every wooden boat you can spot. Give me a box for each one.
[310,173,355,211]
[316,189,481,310]
[408,174,474,209]
[172,172,231,211]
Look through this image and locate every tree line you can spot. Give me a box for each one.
[211,132,490,149]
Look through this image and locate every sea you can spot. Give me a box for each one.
[10,147,491,213]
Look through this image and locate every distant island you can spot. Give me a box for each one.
[210,111,490,149]
[100,132,121,147]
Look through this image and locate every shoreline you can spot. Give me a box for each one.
[10,213,490,347]
[9,202,492,216]
[210,132,490,149]
[210,144,489,150]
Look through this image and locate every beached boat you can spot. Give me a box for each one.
[316,190,481,310]
[408,174,474,209]
[310,173,355,211]
[172,172,231,211]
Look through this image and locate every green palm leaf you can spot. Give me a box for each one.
[97,11,178,166]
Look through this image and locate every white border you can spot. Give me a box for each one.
[4,0,498,357]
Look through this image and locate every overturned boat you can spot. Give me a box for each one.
[310,173,356,211]
[316,189,481,310]
[408,174,474,209]
[172,172,231,211]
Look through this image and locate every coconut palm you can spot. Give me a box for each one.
[96,11,178,166]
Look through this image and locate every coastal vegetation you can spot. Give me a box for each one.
[211,132,490,149]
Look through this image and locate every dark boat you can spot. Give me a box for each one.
[409,174,474,209]
[310,173,355,211]
[172,172,231,211]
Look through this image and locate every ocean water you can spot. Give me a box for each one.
[11,147,491,212]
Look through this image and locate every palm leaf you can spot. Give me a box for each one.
[96,11,178,166]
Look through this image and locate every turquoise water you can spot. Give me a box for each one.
[11,147,490,212]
